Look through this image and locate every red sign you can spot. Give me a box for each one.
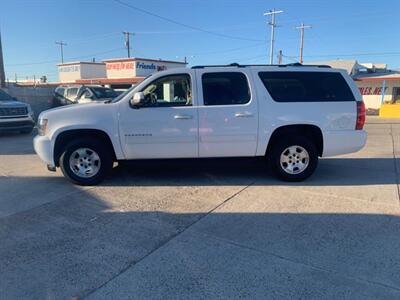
[106,62,134,71]
[359,87,387,96]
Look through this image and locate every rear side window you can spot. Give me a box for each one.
[202,72,250,105]
[258,71,355,102]
[66,88,79,98]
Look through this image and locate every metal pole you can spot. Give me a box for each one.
[270,13,275,65]
[381,80,386,104]
[278,50,283,65]
[0,31,6,88]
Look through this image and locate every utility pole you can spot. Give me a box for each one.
[277,50,283,65]
[55,41,67,63]
[123,31,135,58]
[264,9,283,65]
[295,23,311,64]
[0,30,6,88]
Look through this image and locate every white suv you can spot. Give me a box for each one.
[34,63,366,185]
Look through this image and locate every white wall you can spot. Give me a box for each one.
[134,60,185,77]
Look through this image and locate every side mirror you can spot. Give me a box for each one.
[130,92,144,108]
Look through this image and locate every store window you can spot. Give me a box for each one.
[392,87,400,103]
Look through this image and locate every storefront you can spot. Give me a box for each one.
[57,57,186,89]
[103,57,186,79]
[355,75,400,109]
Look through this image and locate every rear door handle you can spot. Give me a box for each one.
[235,112,254,118]
[174,114,193,120]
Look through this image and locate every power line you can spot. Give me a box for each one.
[113,0,263,42]
[295,23,311,64]
[264,9,283,65]
[5,47,125,67]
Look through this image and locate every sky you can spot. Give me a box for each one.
[1,0,400,82]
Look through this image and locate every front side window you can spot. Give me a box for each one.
[140,74,192,107]
[90,87,118,99]
[55,87,65,97]
[258,71,356,102]
[202,72,250,106]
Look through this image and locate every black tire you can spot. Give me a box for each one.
[268,136,318,182]
[59,138,113,185]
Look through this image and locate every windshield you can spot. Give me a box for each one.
[110,85,136,103]
[89,87,118,99]
[110,74,154,103]
[0,89,14,101]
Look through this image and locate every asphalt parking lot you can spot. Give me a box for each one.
[1,117,400,299]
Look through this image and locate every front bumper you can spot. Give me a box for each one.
[0,117,35,131]
[33,135,54,166]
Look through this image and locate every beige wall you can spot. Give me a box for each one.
[58,64,81,83]
[105,61,135,79]
[58,63,106,83]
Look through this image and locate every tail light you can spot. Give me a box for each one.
[356,101,366,130]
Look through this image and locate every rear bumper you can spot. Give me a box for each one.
[322,130,367,157]
[33,135,54,166]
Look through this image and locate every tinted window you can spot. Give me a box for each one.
[66,88,79,99]
[89,87,118,99]
[55,87,65,96]
[202,72,250,106]
[140,74,192,107]
[258,71,355,102]
[0,89,13,101]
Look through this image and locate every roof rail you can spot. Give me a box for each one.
[191,63,331,69]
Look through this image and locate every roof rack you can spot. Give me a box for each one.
[191,62,331,69]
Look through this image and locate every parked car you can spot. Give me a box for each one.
[0,89,35,134]
[51,85,119,107]
[34,63,367,185]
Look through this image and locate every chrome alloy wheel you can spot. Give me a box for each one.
[279,145,309,175]
[69,148,101,178]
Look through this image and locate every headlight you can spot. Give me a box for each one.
[38,118,48,136]
[27,105,35,118]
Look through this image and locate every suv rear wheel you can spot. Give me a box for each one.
[59,138,112,185]
[268,136,318,181]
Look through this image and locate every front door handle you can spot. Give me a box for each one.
[235,112,254,118]
[174,114,193,120]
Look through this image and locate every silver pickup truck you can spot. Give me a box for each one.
[0,89,35,134]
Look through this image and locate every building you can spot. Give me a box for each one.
[57,61,107,83]
[307,60,400,110]
[57,57,187,89]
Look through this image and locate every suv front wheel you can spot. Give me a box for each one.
[269,136,318,181]
[59,138,112,185]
